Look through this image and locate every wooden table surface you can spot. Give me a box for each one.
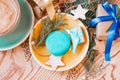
[0,0,120,80]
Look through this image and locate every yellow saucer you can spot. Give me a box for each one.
[29,13,89,71]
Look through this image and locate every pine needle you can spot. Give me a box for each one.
[33,13,67,47]
[63,0,98,71]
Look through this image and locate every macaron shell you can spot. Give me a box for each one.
[46,31,71,56]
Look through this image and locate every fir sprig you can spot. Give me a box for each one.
[64,0,98,27]
[63,0,98,71]
[33,13,67,47]
[117,7,120,18]
[84,30,96,71]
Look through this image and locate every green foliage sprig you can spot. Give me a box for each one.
[84,31,96,71]
[63,0,120,72]
[63,0,98,71]
[33,13,67,47]
[117,7,120,18]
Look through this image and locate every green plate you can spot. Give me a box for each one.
[0,0,34,50]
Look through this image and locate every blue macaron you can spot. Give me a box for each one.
[45,31,71,56]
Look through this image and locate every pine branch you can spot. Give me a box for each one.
[63,0,98,71]
[84,30,96,71]
[33,13,67,47]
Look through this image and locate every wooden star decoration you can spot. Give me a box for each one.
[45,55,65,70]
[65,27,84,53]
[71,5,88,20]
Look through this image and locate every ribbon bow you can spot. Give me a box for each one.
[90,2,120,61]
[65,27,84,53]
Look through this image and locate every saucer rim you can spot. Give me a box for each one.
[0,0,34,51]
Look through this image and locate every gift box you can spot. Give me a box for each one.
[90,1,120,61]
[96,4,120,41]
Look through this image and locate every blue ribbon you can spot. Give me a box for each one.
[90,2,120,61]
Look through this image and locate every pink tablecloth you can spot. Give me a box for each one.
[0,0,120,80]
